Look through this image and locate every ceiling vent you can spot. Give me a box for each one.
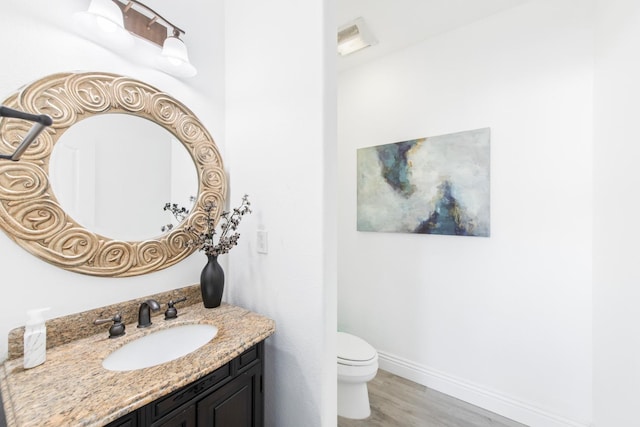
[337,17,377,56]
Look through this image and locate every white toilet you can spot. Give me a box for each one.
[337,332,379,419]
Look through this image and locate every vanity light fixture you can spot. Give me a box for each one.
[338,17,378,56]
[0,106,52,161]
[157,28,197,78]
[75,0,197,78]
[74,0,135,51]
[86,0,125,33]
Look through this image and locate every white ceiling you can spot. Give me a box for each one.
[337,0,531,71]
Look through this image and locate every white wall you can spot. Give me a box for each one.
[224,1,337,426]
[338,1,593,426]
[593,0,640,425]
[1,2,336,426]
[0,0,225,358]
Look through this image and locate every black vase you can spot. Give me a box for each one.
[200,255,225,308]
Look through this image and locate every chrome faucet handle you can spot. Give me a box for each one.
[165,297,187,320]
[94,313,125,338]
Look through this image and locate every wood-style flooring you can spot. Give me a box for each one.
[338,370,527,427]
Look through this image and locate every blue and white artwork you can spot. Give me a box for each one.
[357,128,490,237]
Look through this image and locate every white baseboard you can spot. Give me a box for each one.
[377,351,591,427]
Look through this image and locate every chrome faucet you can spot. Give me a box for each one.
[137,299,160,328]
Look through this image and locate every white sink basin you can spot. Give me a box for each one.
[102,324,218,371]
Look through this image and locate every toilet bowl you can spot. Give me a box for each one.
[337,332,378,419]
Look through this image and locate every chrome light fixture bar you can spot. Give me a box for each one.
[75,0,197,78]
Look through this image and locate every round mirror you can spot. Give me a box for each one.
[49,114,198,241]
[0,72,226,277]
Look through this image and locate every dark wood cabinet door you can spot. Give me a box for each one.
[197,364,261,427]
[151,405,196,427]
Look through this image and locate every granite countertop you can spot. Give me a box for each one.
[0,289,275,427]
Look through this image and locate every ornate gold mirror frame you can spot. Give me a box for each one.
[0,72,226,277]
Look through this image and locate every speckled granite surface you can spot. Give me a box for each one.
[7,284,203,360]
[0,288,275,427]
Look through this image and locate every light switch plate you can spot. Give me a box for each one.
[257,230,268,254]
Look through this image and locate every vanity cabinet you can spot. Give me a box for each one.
[106,342,264,427]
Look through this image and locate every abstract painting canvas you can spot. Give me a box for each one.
[357,128,490,237]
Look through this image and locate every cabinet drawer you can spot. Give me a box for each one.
[150,404,195,427]
[104,410,137,427]
[149,363,231,421]
[237,343,260,372]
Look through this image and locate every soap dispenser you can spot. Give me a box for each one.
[23,307,50,369]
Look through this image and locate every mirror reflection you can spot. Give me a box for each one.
[49,114,198,242]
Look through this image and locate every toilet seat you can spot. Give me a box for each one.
[337,332,377,366]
